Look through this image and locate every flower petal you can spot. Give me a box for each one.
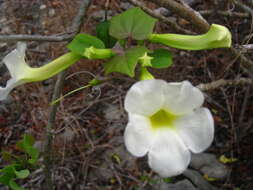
[124,79,166,116]
[124,114,153,157]
[148,130,191,177]
[0,42,30,100]
[175,107,214,153]
[3,42,30,79]
[0,79,24,100]
[163,81,204,115]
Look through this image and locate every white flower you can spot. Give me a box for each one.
[124,79,214,177]
[0,42,32,100]
[0,42,81,101]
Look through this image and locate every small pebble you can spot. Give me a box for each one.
[40,4,46,10]
[49,8,56,17]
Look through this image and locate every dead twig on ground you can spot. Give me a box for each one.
[197,78,253,91]
[0,33,73,42]
[232,0,253,15]
[148,0,209,32]
[44,0,91,189]
[199,10,249,18]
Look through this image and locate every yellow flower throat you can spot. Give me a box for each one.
[149,109,178,129]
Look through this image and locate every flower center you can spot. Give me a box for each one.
[149,109,178,129]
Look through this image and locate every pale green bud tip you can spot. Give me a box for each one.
[139,52,153,67]
[83,46,95,58]
[139,67,154,81]
[207,24,232,48]
[83,46,116,59]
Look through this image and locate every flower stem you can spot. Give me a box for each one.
[50,84,91,105]
[27,52,82,82]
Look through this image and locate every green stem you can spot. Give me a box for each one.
[25,52,82,82]
[50,84,91,105]
[139,67,154,80]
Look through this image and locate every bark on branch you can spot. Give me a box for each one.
[43,0,91,189]
[0,34,72,42]
[197,78,253,91]
[149,0,210,32]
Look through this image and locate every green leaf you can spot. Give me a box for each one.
[149,49,173,68]
[163,177,173,183]
[96,21,117,48]
[67,33,105,56]
[109,7,157,40]
[23,134,35,146]
[0,165,16,174]
[27,147,39,164]
[104,46,148,77]
[9,180,26,190]
[17,135,39,164]
[14,170,29,179]
[0,165,16,185]
[0,173,14,185]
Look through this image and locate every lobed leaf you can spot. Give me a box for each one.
[104,46,148,77]
[67,33,105,56]
[109,7,157,40]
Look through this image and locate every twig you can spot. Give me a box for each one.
[0,0,92,43]
[44,72,67,189]
[197,78,253,91]
[199,10,249,18]
[43,0,91,189]
[230,47,253,77]
[232,0,253,15]
[127,0,194,34]
[0,33,73,42]
[149,0,210,32]
[238,86,250,128]
[240,44,253,50]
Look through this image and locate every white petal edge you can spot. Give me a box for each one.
[148,130,191,177]
[0,79,24,100]
[175,107,214,153]
[3,42,30,79]
[124,114,154,157]
[124,79,167,116]
[0,43,29,100]
[163,81,204,115]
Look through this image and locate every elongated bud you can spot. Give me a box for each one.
[149,24,232,50]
